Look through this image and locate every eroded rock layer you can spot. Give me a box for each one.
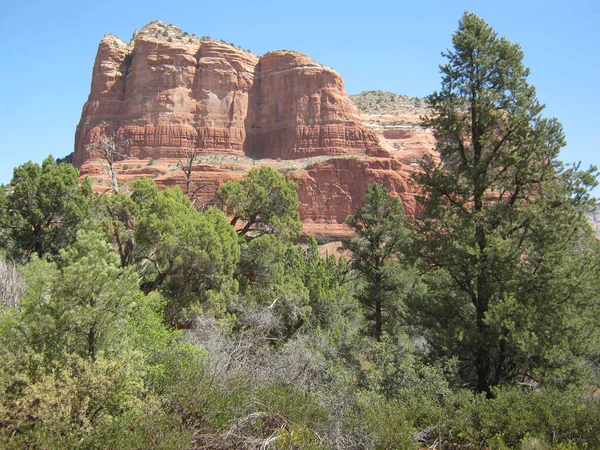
[75,23,435,238]
[75,22,379,165]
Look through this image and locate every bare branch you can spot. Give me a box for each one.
[86,132,132,194]
[0,257,23,308]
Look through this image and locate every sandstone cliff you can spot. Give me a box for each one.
[75,22,435,239]
[350,91,434,167]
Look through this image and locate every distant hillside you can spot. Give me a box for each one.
[588,205,600,237]
[350,90,428,115]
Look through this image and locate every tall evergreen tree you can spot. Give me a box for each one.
[413,12,600,393]
[343,184,415,341]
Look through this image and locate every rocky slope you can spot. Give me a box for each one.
[587,205,600,237]
[350,91,434,168]
[75,22,435,239]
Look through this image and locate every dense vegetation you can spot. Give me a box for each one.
[1,13,599,449]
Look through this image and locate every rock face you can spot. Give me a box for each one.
[75,22,435,239]
[290,157,422,238]
[587,205,600,238]
[75,22,379,165]
[74,23,258,165]
[350,91,434,167]
[249,51,381,159]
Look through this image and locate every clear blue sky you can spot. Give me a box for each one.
[1,0,598,193]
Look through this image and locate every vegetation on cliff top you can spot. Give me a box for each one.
[350,90,428,114]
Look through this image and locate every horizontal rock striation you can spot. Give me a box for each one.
[74,23,435,238]
[74,21,379,166]
[247,51,381,159]
[290,157,422,239]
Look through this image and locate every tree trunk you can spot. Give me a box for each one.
[373,278,383,342]
[88,323,96,361]
[474,206,492,395]
[375,296,383,342]
[108,162,119,194]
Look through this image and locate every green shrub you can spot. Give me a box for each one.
[0,354,192,449]
[256,383,330,430]
[316,235,330,245]
[431,387,600,449]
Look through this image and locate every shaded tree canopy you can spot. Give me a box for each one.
[20,229,140,362]
[217,166,302,241]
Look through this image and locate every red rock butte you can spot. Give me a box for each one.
[74,21,435,239]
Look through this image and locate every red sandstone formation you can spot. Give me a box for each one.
[74,22,435,239]
[249,51,381,159]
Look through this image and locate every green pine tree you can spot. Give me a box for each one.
[135,186,240,325]
[1,156,91,261]
[343,184,416,341]
[412,12,600,393]
[20,229,140,362]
